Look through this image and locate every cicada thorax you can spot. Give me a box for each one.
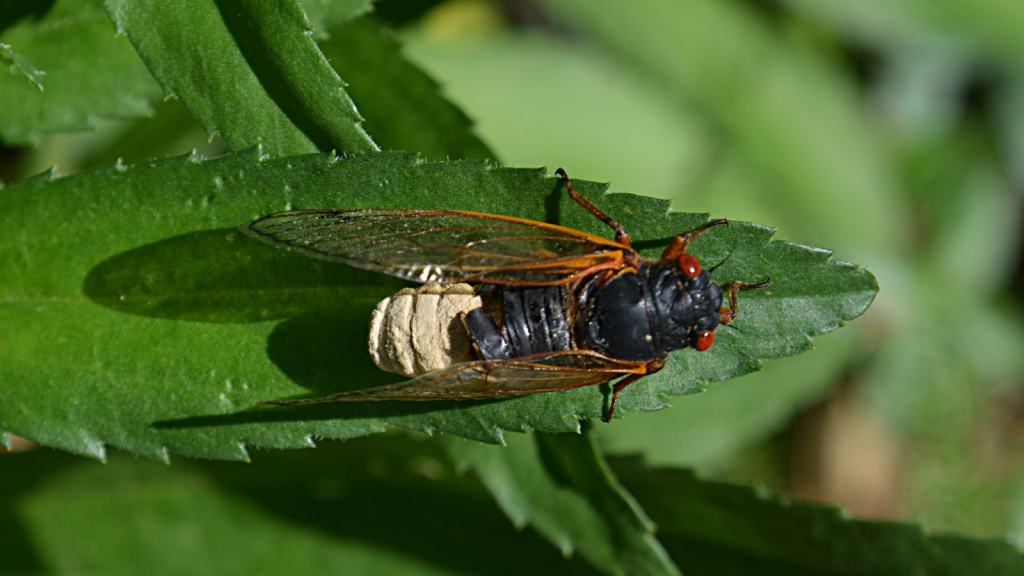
[574,262,724,362]
[368,283,482,377]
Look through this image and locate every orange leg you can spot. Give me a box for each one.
[602,358,666,422]
[556,168,632,248]
[719,278,771,324]
[660,219,729,262]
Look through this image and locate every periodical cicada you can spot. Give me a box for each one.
[241,169,769,421]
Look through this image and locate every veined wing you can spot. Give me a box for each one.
[241,209,628,285]
[262,351,648,404]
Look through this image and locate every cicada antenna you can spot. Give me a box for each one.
[708,249,735,273]
[720,323,746,334]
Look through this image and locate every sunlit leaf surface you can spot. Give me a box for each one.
[104,0,376,156]
[0,150,875,459]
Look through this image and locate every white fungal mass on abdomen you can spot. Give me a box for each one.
[368,284,483,377]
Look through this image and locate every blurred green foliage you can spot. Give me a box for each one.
[399,0,1024,539]
[1,0,1022,573]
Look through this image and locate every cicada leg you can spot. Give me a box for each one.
[556,168,632,248]
[602,357,666,422]
[719,278,771,324]
[659,219,729,262]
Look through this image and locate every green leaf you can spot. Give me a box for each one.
[856,123,1024,534]
[72,13,492,171]
[402,31,706,199]
[783,0,1024,70]
[319,15,495,162]
[78,10,472,170]
[5,436,1017,575]
[859,263,1024,536]
[296,0,371,35]
[104,0,377,157]
[614,459,1024,575]
[0,0,162,144]
[0,437,601,575]
[540,0,910,259]
[598,327,859,470]
[444,430,681,576]
[0,41,45,91]
[915,129,1021,295]
[0,150,876,460]
[78,98,229,173]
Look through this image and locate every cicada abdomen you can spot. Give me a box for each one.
[368,283,482,377]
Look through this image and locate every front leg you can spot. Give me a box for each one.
[602,357,667,422]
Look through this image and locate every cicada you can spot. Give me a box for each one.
[242,169,768,421]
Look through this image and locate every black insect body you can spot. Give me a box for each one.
[242,169,769,421]
[463,285,572,361]
[576,264,724,362]
[468,265,723,362]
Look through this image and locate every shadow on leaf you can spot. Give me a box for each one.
[266,308,399,395]
[152,396,507,429]
[83,228,513,427]
[83,228,404,323]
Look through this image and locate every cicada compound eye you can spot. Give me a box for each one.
[694,330,714,352]
[678,253,701,279]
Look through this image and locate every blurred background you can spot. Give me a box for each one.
[3,0,1024,544]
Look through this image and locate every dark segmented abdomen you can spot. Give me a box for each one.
[464,285,571,360]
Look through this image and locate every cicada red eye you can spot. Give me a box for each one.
[678,253,701,279]
[694,330,714,351]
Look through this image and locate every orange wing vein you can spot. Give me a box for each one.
[241,209,629,285]
[263,351,648,404]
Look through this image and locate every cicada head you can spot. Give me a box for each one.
[645,264,724,354]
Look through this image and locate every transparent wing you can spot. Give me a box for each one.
[263,351,648,404]
[241,209,627,284]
